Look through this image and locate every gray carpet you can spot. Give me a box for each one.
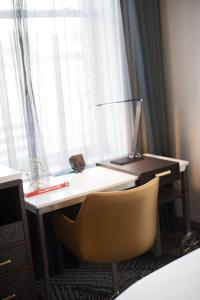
[36,252,176,300]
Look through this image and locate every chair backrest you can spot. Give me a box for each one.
[75,177,159,263]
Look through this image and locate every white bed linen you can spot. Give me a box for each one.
[117,249,200,300]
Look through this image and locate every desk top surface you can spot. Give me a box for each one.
[116,248,200,300]
[25,166,138,213]
[0,164,21,184]
[99,153,188,173]
[144,153,189,172]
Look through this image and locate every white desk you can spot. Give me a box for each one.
[25,166,138,300]
[25,166,138,214]
[116,248,200,300]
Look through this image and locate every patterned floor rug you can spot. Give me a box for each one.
[36,252,177,300]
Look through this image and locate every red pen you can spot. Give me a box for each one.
[25,181,70,197]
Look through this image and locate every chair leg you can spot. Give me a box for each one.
[76,263,120,300]
[109,262,120,299]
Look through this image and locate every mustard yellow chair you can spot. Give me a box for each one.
[53,177,159,299]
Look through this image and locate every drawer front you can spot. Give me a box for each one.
[0,269,32,300]
[138,162,180,186]
[0,244,27,275]
[0,222,24,248]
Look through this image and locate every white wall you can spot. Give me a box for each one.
[160,0,200,222]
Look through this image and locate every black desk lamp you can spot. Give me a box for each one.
[96,98,144,165]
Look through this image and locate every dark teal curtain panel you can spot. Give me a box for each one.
[121,0,170,156]
[120,0,175,232]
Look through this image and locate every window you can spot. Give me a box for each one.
[0,0,133,174]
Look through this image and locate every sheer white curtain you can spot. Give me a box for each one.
[0,0,133,174]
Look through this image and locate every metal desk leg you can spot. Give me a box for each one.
[37,212,51,300]
[181,170,191,233]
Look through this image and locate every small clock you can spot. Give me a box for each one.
[69,154,86,172]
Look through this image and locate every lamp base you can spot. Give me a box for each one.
[111,153,144,165]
